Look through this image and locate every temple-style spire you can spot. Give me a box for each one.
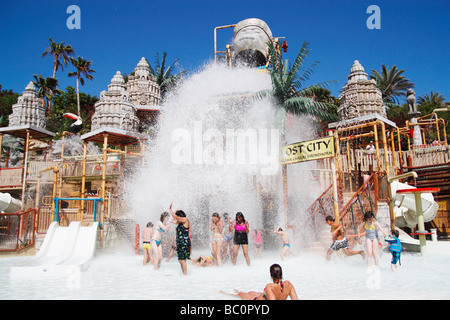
[337,60,386,120]
[8,81,46,128]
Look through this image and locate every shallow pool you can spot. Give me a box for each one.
[1,245,450,300]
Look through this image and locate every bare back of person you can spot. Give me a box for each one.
[265,280,297,300]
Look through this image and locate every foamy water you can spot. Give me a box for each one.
[2,244,450,300]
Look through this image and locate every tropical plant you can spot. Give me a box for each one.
[370,64,415,105]
[255,41,338,137]
[32,74,61,112]
[0,85,19,127]
[148,52,187,99]
[68,56,96,116]
[418,91,445,108]
[47,86,98,136]
[42,37,74,78]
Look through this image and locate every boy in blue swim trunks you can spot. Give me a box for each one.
[274,226,291,260]
[385,229,402,272]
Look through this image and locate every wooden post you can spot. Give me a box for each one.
[282,164,289,229]
[330,130,340,222]
[21,130,30,209]
[100,134,108,244]
[81,141,87,224]
[373,123,381,173]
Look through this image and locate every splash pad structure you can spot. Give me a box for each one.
[1,18,450,302]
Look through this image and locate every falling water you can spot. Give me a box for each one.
[126,62,323,249]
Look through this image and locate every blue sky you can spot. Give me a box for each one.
[1,0,449,102]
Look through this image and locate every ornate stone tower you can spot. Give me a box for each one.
[91,71,140,132]
[337,60,386,120]
[126,57,161,106]
[8,81,46,128]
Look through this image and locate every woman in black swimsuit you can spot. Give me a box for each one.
[169,202,191,275]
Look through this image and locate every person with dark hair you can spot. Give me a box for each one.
[358,211,388,272]
[221,212,234,263]
[220,263,298,300]
[150,212,170,270]
[230,212,250,266]
[142,222,154,266]
[274,226,291,260]
[169,202,191,275]
[384,229,402,272]
[211,212,223,266]
[325,215,365,261]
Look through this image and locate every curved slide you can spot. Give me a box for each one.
[10,221,99,279]
[390,180,439,250]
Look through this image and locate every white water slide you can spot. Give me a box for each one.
[390,180,439,249]
[10,221,99,279]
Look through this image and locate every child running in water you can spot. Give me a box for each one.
[385,229,402,271]
[274,226,291,260]
[142,222,154,266]
[325,216,365,261]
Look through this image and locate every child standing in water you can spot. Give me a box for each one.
[142,222,154,266]
[252,229,264,258]
[150,212,170,270]
[210,212,223,266]
[358,211,388,272]
[221,213,234,263]
[274,226,291,260]
[385,229,402,271]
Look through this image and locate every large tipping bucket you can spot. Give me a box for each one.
[232,18,273,67]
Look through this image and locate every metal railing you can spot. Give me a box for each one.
[0,208,36,252]
[53,197,103,225]
[339,173,377,247]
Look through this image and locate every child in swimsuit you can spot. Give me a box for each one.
[358,211,388,272]
[274,226,291,260]
[151,212,169,270]
[252,229,264,258]
[142,222,154,266]
[385,229,402,272]
[210,212,223,266]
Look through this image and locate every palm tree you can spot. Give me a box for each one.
[148,52,187,99]
[68,56,96,116]
[256,41,338,136]
[255,41,338,228]
[42,38,74,108]
[418,91,445,107]
[42,37,74,78]
[32,74,60,112]
[370,64,415,105]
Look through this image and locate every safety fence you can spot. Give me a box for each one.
[0,208,36,252]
